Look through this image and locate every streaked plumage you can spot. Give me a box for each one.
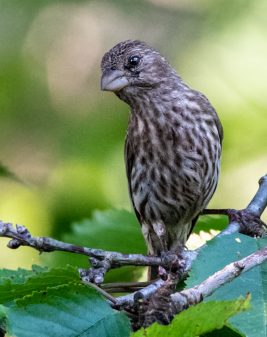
[101,40,223,259]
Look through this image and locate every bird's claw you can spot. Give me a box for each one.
[159,250,186,280]
[227,209,267,237]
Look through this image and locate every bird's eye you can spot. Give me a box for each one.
[128,55,141,67]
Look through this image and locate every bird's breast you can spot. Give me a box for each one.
[127,109,221,226]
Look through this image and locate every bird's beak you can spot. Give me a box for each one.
[101,69,129,92]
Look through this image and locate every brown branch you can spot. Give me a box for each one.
[0,221,176,284]
[0,222,164,266]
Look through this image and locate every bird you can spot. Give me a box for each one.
[101,40,223,278]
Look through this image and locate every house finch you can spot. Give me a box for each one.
[101,40,223,276]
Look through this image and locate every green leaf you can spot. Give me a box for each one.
[0,264,48,285]
[0,305,7,333]
[201,325,245,336]
[0,266,44,285]
[44,209,147,282]
[132,297,249,337]
[193,215,228,233]
[5,284,130,337]
[0,265,80,305]
[258,237,267,319]
[186,234,267,337]
[65,209,146,253]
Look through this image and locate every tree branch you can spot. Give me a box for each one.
[116,243,267,329]
[131,245,267,328]
[205,174,267,236]
[0,221,166,266]
[115,174,267,307]
[0,220,176,284]
[171,246,267,311]
[0,174,266,294]
[247,175,267,216]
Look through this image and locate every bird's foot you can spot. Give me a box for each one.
[227,209,267,237]
[202,208,267,237]
[159,249,186,281]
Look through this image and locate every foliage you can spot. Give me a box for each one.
[0,265,79,304]
[0,0,266,249]
[132,297,249,337]
[0,261,250,337]
[0,264,130,336]
[186,234,267,337]
[2,284,130,337]
[193,215,228,233]
[0,1,267,334]
[0,210,265,336]
[43,209,147,282]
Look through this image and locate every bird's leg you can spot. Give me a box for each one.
[147,222,168,280]
[149,222,179,281]
[151,221,168,252]
[202,208,267,237]
[150,221,187,281]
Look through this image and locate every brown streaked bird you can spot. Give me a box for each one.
[101,40,223,278]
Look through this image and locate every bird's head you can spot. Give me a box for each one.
[101,40,174,100]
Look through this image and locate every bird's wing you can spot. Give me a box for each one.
[212,107,223,145]
[124,134,142,224]
[196,91,224,145]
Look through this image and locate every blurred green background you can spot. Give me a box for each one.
[0,0,266,269]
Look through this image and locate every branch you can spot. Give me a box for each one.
[206,174,267,236]
[0,222,165,265]
[115,174,267,307]
[0,174,266,288]
[0,221,176,283]
[133,245,267,328]
[171,246,267,311]
[247,175,267,216]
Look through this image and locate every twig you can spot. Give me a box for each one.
[206,174,267,236]
[0,221,164,266]
[0,174,266,298]
[116,174,267,306]
[115,279,165,307]
[171,246,267,310]
[0,221,177,284]
[119,246,267,328]
[113,249,197,307]
[201,209,229,216]
[85,282,118,304]
[247,175,267,216]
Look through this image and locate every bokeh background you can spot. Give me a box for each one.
[0,0,266,269]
